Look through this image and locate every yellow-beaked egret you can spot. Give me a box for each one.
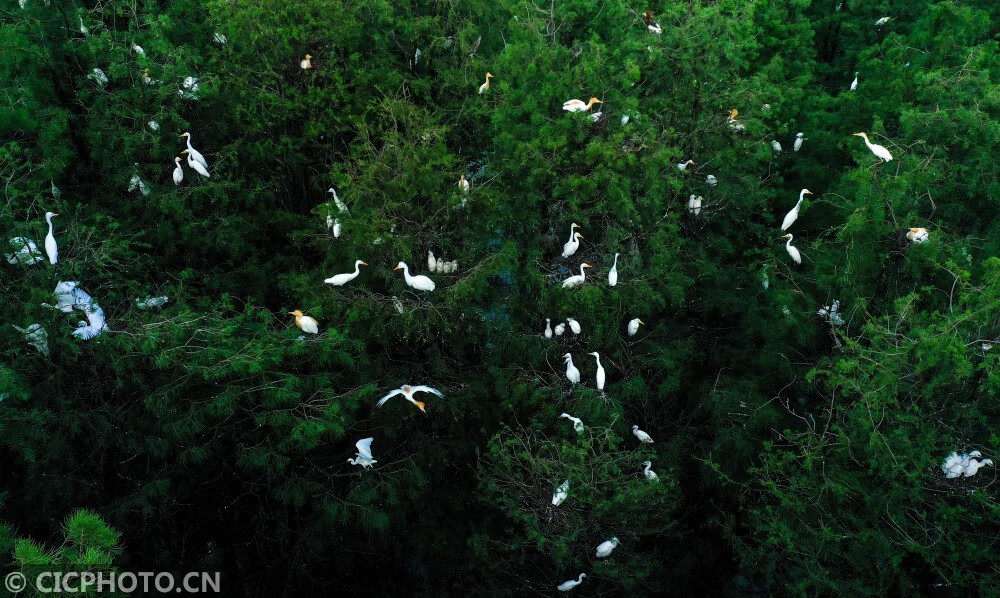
[172,157,184,185]
[906,227,929,243]
[643,460,659,481]
[394,261,436,291]
[289,310,319,334]
[781,189,813,231]
[627,318,643,336]
[478,72,493,94]
[376,384,443,413]
[458,174,470,193]
[324,260,368,286]
[677,159,695,171]
[633,425,653,443]
[563,353,580,384]
[559,413,584,434]
[853,132,893,162]
[782,234,802,264]
[44,212,59,265]
[300,54,312,69]
[557,574,585,592]
[595,537,619,558]
[608,253,619,286]
[794,132,805,152]
[589,352,606,390]
[561,223,582,258]
[562,97,602,113]
[562,263,592,288]
[850,72,859,90]
[567,318,581,335]
[544,318,553,338]
[179,132,208,169]
[348,437,377,469]
[552,480,569,506]
[181,150,210,178]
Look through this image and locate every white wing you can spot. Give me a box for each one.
[410,385,444,398]
[355,437,374,460]
[376,388,405,407]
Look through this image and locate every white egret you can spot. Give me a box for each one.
[562,97,602,113]
[148,120,160,131]
[478,72,493,94]
[172,157,184,185]
[567,318,581,335]
[965,458,993,477]
[43,212,59,265]
[88,68,108,86]
[782,234,802,265]
[608,253,619,286]
[288,310,318,334]
[79,16,88,35]
[794,132,805,152]
[181,150,210,178]
[552,480,569,506]
[563,353,580,384]
[544,318,553,339]
[687,195,702,215]
[72,302,107,340]
[132,43,145,56]
[589,352,606,391]
[771,140,782,153]
[394,262,436,292]
[557,574,585,592]
[559,413,584,434]
[632,425,653,444]
[179,132,209,169]
[561,223,582,258]
[428,250,437,272]
[213,32,228,45]
[328,188,348,238]
[677,159,695,172]
[906,227,929,243]
[554,322,566,336]
[348,437,377,469]
[595,537,619,558]
[12,324,49,356]
[850,72,859,90]
[300,54,312,70]
[49,281,87,312]
[179,76,200,99]
[853,132,893,162]
[376,384,443,413]
[706,174,718,187]
[875,16,891,26]
[643,461,659,481]
[6,237,44,265]
[562,264,592,288]
[781,189,813,231]
[627,318,644,336]
[645,12,662,34]
[136,296,169,310]
[325,260,368,286]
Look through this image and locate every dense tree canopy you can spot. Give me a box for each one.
[2,0,998,594]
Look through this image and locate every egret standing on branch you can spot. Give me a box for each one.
[562,264,592,288]
[179,132,208,169]
[300,54,312,69]
[289,310,319,334]
[781,189,812,231]
[608,253,619,286]
[181,150,210,178]
[853,132,893,162]
[563,353,581,385]
[43,212,59,265]
[478,72,493,94]
[560,413,584,434]
[395,262,436,291]
[324,260,368,286]
[595,537,619,558]
[627,318,644,336]
[589,352,606,391]
[172,157,184,185]
[348,438,377,469]
[561,223,581,258]
[633,425,653,443]
[794,132,805,152]
[782,234,802,265]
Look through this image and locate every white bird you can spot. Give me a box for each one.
[179,76,200,100]
[88,68,108,86]
[588,111,602,123]
[136,296,169,310]
[544,318,553,339]
[589,352,606,391]
[595,537,619,558]
[328,188,348,238]
[645,12,662,34]
[562,97,602,113]
[72,301,107,340]
[478,72,493,94]
[557,574,585,592]
[964,458,993,477]
[781,189,813,231]
[793,132,805,152]
[853,132,893,162]
[348,437,377,469]
[782,234,802,265]
[850,72,859,91]
[632,425,653,444]
[376,384,443,413]
[562,263,592,288]
[182,150,210,178]
[394,262,436,292]
[43,211,59,265]
[875,16,891,26]
[6,237,44,265]
[687,195,703,215]
[554,322,566,337]
[561,223,582,258]
[213,32,228,45]
[325,260,368,286]
[148,120,160,131]
[458,174,470,193]
[172,157,184,185]
[643,460,659,481]
[906,227,929,243]
[132,43,145,56]
[560,413,584,434]
[300,54,312,70]
[79,15,88,35]
[627,318,644,337]
[428,250,437,272]
[677,159,695,172]
[179,132,209,169]
[49,281,88,312]
[552,480,569,506]
[567,318,581,335]
[289,310,318,334]
[128,166,150,196]
[608,253,619,286]
[706,174,718,187]
[12,323,49,356]
[563,353,580,384]
[771,140,782,153]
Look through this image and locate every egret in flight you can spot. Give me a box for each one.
[348,438,377,469]
[781,189,813,231]
[853,132,893,162]
[560,413,584,434]
[325,260,368,286]
[376,385,443,413]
